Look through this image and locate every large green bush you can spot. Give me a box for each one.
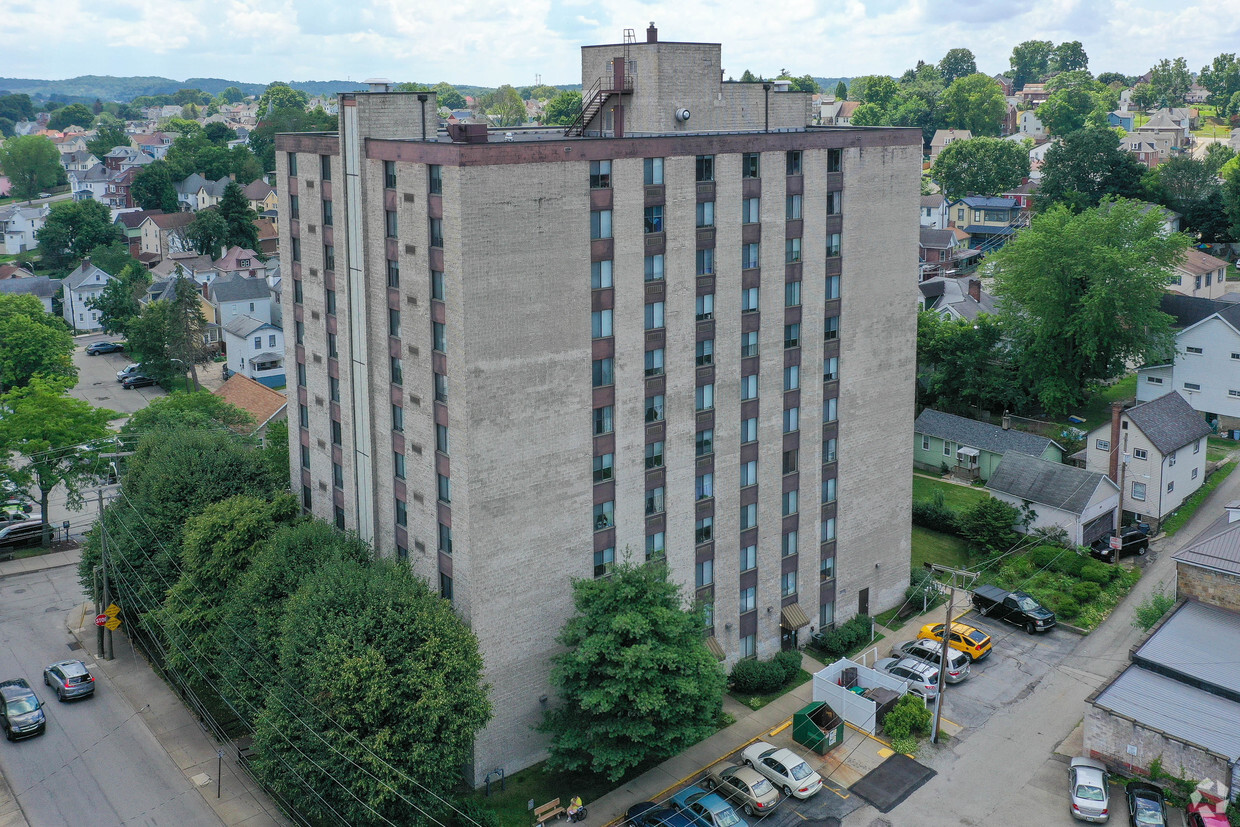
[1052,552,1087,577]
[730,650,803,694]
[1071,581,1102,603]
[1080,562,1116,584]
[1030,545,1061,569]
[883,694,932,740]
[912,490,959,535]
[814,614,873,658]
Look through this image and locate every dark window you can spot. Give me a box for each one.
[589,160,612,189]
[322,198,333,226]
[783,448,798,474]
[827,148,842,173]
[385,209,397,238]
[323,244,335,271]
[827,190,841,215]
[696,248,714,276]
[393,450,405,479]
[593,404,614,435]
[291,237,300,262]
[325,288,336,315]
[327,331,338,358]
[438,522,452,554]
[329,376,340,402]
[429,165,443,194]
[433,321,446,353]
[320,154,331,181]
[391,403,404,432]
[696,429,714,456]
[785,322,801,348]
[384,160,397,189]
[786,150,802,175]
[431,270,445,301]
[300,444,310,469]
[395,497,407,526]
[288,153,298,176]
[594,546,614,577]
[644,158,664,185]
[593,452,614,483]
[295,320,304,344]
[742,153,760,178]
[387,259,400,288]
[302,484,311,509]
[334,506,345,529]
[696,155,715,182]
[297,362,306,386]
[293,278,303,303]
[388,308,401,338]
[434,372,448,402]
[440,572,453,601]
[332,462,343,488]
[429,218,443,248]
[437,473,451,503]
[696,339,714,366]
[436,423,449,455]
[390,355,403,384]
[644,205,664,234]
[592,357,614,387]
[289,194,299,219]
[824,315,839,340]
[331,418,342,445]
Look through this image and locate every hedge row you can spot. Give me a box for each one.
[729,649,802,694]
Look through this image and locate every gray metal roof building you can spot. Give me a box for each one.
[986,451,1116,515]
[1131,600,1240,703]
[1092,666,1240,761]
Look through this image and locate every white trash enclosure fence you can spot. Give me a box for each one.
[812,658,911,734]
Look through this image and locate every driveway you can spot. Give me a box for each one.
[69,335,165,418]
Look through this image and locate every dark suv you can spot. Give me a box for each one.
[0,678,47,740]
[1089,528,1149,563]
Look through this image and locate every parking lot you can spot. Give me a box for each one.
[68,334,166,417]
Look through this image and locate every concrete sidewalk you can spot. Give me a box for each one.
[1,547,287,826]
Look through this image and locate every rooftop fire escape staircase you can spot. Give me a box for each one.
[564,74,635,137]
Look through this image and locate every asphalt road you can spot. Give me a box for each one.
[0,565,220,826]
[68,334,166,418]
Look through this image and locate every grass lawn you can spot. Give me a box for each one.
[1162,461,1237,537]
[1066,375,1138,433]
[875,593,944,632]
[467,759,653,827]
[728,668,813,711]
[911,526,971,572]
[1207,436,1234,463]
[912,474,988,511]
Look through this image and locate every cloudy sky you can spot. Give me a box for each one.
[3,0,1239,88]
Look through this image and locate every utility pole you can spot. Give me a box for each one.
[95,490,105,657]
[931,586,954,744]
[97,489,113,661]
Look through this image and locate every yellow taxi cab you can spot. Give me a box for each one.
[916,621,992,661]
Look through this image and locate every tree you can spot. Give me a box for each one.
[127,276,207,390]
[47,103,95,131]
[1199,53,1240,107]
[130,160,180,212]
[123,390,254,435]
[939,73,1007,136]
[526,84,561,101]
[251,557,491,825]
[851,75,899,108]
[86,125,130,159]
[0,93,35,124]
[0,134,62,201]
[35,199,122,273]
[257,82,309,114]
[1202,142,1236,176]
[834,80,848,100]
[1037,128,1146,211]
[739,70,762,83]
[433,82,465,111]
[1050,41,1089,74]
[917,311,1023,414]
[218,182,259,252]
[543,90,581,126]
[0,378,113,544]
[993,199,1187,412]
[776,72,820,93]
[540,560,725,781]
[1149,57,1192,106]
[849,102,888,127]
[248,107,336,172]
[937,48,977,85]
[1037,86,1099,135]
[0,294,76,392]
[1096,72,1130,87]
[203,122,235,145]
[86,261,150,338]
[86,239,141,278]
[957,497,1020,554]
[1130,82,1157,111]
[1009,40,1055,89]
[185,208,228,259]
[484,84,527,127]
[217,86,245,105]
[931,136,1031,199]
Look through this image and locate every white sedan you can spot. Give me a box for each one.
[739,741,822,799]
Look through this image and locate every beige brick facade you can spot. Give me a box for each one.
[1177,562,1240,613]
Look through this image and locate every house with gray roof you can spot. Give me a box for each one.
[1085,393,1213,529]
[61,260,117,332]
[222,315,284,388]
[914,409,1063,482]
[0,274,58,314]
[0,203,50,255]
[1173,501,1240,615]
[918,274,994,320]
[209,272,273,326]
[1085,598,1240,803]
[986,451,1119,546]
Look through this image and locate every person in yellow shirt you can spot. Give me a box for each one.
[567,795,585,822]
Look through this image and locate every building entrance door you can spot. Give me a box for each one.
[858,588,869,617]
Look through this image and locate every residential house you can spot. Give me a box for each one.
[918,275,993,319]
[103,167,141,210]
[1026,138,1054,180]
[1230,128,1240,153]
[115,209,163,256]
[253,218,278,255]
[152,253,218,286]
[831,100,860,126]
[999,178,1036,210]
[987,451,1120,546]
[1167,107,1199,130]
[61,260,116,332]
[919,194,949,230]
[0,204,50,255]
[1137,294,1240,429]
[60,150,100,172]
[212,373,288,442]
[1085,598,1240,803]
[1015,83,1049,105]
[138,212,194,263]
[929,129,971,163]
[175,173,210,211]
[1017,110,1044,138]
[222,315,284,387]
[0,274,58,314]
[1084,394,1213,529]
[918,229,969,278]
[1186,84,1211,105]
[946,196,1021,251]
[69,164,111,201]
[993,74,1014,96]
[209,271,272,326]
[1127,139,1162,169]
[1107,110,1135,131]
[913,408,1064,482]
[0,264,36,279]
[1168,248,1229,300]
[1001,103,1019,137]
[1136,201,1183,234]
[241,180,277,215]
[1135,109,1191,160]
[214,246,269,279]
[132,133,174,159]
[1174,501,1240,613]
[55,134,88,155]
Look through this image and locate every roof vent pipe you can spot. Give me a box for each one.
[646,22,657,43]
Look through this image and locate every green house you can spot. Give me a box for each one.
[914,409,1064,482]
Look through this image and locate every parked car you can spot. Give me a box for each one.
[890,639,970,683]
[625,802,694,827]
[1,503,37,527]
[1125,782,1167,827]
[703,762,779,817]
[42,660,95,701]
[1068,757,1110,822]
[116,363,142,382]
[972,584,1057,634]
[0,678,46,740]
[1186,802,1231,827]
[0,519,45,556]
[670,786,748,827]
[121,374,156,389]
[740,741,822,799]
[85,341,125,355]
[1090,529,1150,564]
[916,621,992,661]
[872,657,940,700]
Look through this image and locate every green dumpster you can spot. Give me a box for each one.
[792,701,844,755]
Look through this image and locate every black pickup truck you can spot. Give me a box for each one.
[971,585,1056,634]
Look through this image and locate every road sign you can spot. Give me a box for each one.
[95,614,108,627]
[105,604,121,617]
[104,617,122,631]
[1110,536,1123,550]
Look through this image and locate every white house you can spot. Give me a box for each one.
[0,204,50,255]
[69,164,111,201]
[61,260,116,332]
[223,315,284,388]
[1138,297,1240,430]
[919,194,949,230]
[1085,393,1213,529]
[987,451,1120,546]
[1018,110,1045,138]
[1167,248,1228,300]
[0,274,58,314]
[209,272,273,327]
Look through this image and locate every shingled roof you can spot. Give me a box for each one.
[1173,506,1240,577]
[987,452,1117,516]
[210,273,270,303]
[914,409,1062,457]
[1125,392,1213,455]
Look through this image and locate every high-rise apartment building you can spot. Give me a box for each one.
[277,26,919,782]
